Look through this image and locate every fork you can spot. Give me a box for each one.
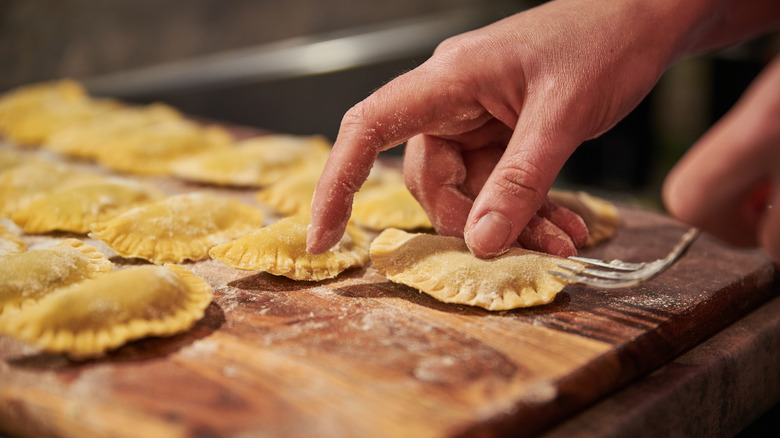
[550,227,701,289]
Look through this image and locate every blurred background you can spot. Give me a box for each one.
[0,0,777,208]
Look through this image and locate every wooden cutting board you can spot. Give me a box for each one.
[0,147,777,438]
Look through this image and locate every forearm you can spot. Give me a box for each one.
[561,0,780,70]
[665,0,780,58]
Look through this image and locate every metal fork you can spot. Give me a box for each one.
[550,227,701,289]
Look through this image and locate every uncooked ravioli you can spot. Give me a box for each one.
[548,189,620,246]
[0,239,112,314]
[12,177,164,234]
[352,183,431,230]
[255,160,397,217]
[0,148,24,174]
[89,192,265,264]
[2,94,118,146]
[369,229,575,311]
[209,214,369,281]
[0,80,92,144]
[93,120,234,175]
[0,264,213,359]
[170,134,331,187]
[0,160,100,217]
[0,224,25,257]
[255,161,324,215]
[44,103,183,159]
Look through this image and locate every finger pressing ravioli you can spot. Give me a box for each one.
[370,228,576,311]
[170,134,331,187]
[209,214,369,281]
[0,239,112,315]
[257,160,402,217]
[89,193,264,264]
[12,178,164,234]
[0,264,212,359]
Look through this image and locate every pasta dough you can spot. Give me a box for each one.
[1,87,118,146]
[12,177,164,234]
[352,183,431,230]
[0,239,112,314]
[93,120,234,175]
[209,214,369,281]
[170,134,331,187]
[89,193,265,264]
[0,80,89,142]
[548,189,620,246]
[0,148,24,174]
[369,228,575,311]
[44,103,183,159]
[0,224,25,257]
[255,161,394,216]
[255,161,324,215]
[0,264,213,359]
[0,160,99,217]
[0,80,86,122]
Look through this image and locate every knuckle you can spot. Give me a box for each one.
[492,160,548,204]
[338,101,389,150]
[338,177,363,196]
[433,31,495,63]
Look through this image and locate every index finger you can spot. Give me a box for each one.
[306,67,487,253]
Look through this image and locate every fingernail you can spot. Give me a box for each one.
[467,212,512,257]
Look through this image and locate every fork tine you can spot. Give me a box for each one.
[550,260,667,288]
[566,257,645,271]
[549,270,652,289]
[550,227,700,289]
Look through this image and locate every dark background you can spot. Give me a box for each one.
[1,0,777,207]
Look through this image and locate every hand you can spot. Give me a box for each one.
[306,0,742,257]
[664,56,780,264]
[401,132,589,257]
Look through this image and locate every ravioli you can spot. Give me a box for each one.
[254,161,394,216]
[369,229,575,311]
[0,239,112,314]
[44,103,183,159]
[170,134,331,187]
[255,161,323,215]
[209,214,369,281]
[0,264,213,359]
[0,148,25,174]
[0,80,88,134]
[1,93,118,147]
[0,224,25,257]
[548,189,620,246]
[89,193,265,264]
[93,120,234,175]
[12,177,164,234]
[352,183,431,230]
[0,161,100,217]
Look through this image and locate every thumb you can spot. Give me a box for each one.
[464,126,577,258]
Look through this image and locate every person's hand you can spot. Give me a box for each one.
[664,56,780,264]
[306,0,759,258]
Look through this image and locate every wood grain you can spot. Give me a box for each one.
[0,142,777,438]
